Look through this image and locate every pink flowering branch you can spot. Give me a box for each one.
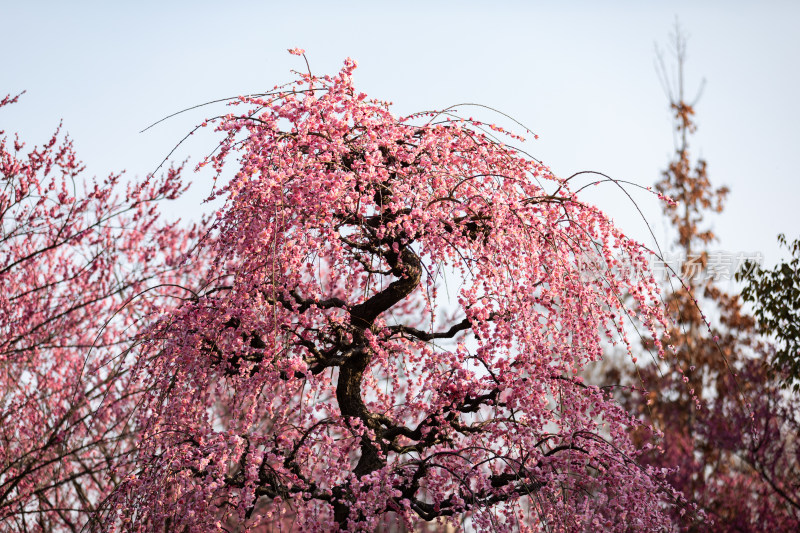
[0,95,202,532]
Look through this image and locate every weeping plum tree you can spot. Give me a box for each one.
[96,53,690,532]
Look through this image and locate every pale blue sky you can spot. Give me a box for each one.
[3,1,799,269]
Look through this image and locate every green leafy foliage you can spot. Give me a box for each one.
[738,234,800,389]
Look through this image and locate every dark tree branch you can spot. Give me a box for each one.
[387,317,473,342]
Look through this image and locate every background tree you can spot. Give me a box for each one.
[611,27,800,531]
[738,234,800,390]
[99,54,688,532]
[0,93,198,532]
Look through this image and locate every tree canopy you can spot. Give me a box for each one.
[92,56,687,531]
